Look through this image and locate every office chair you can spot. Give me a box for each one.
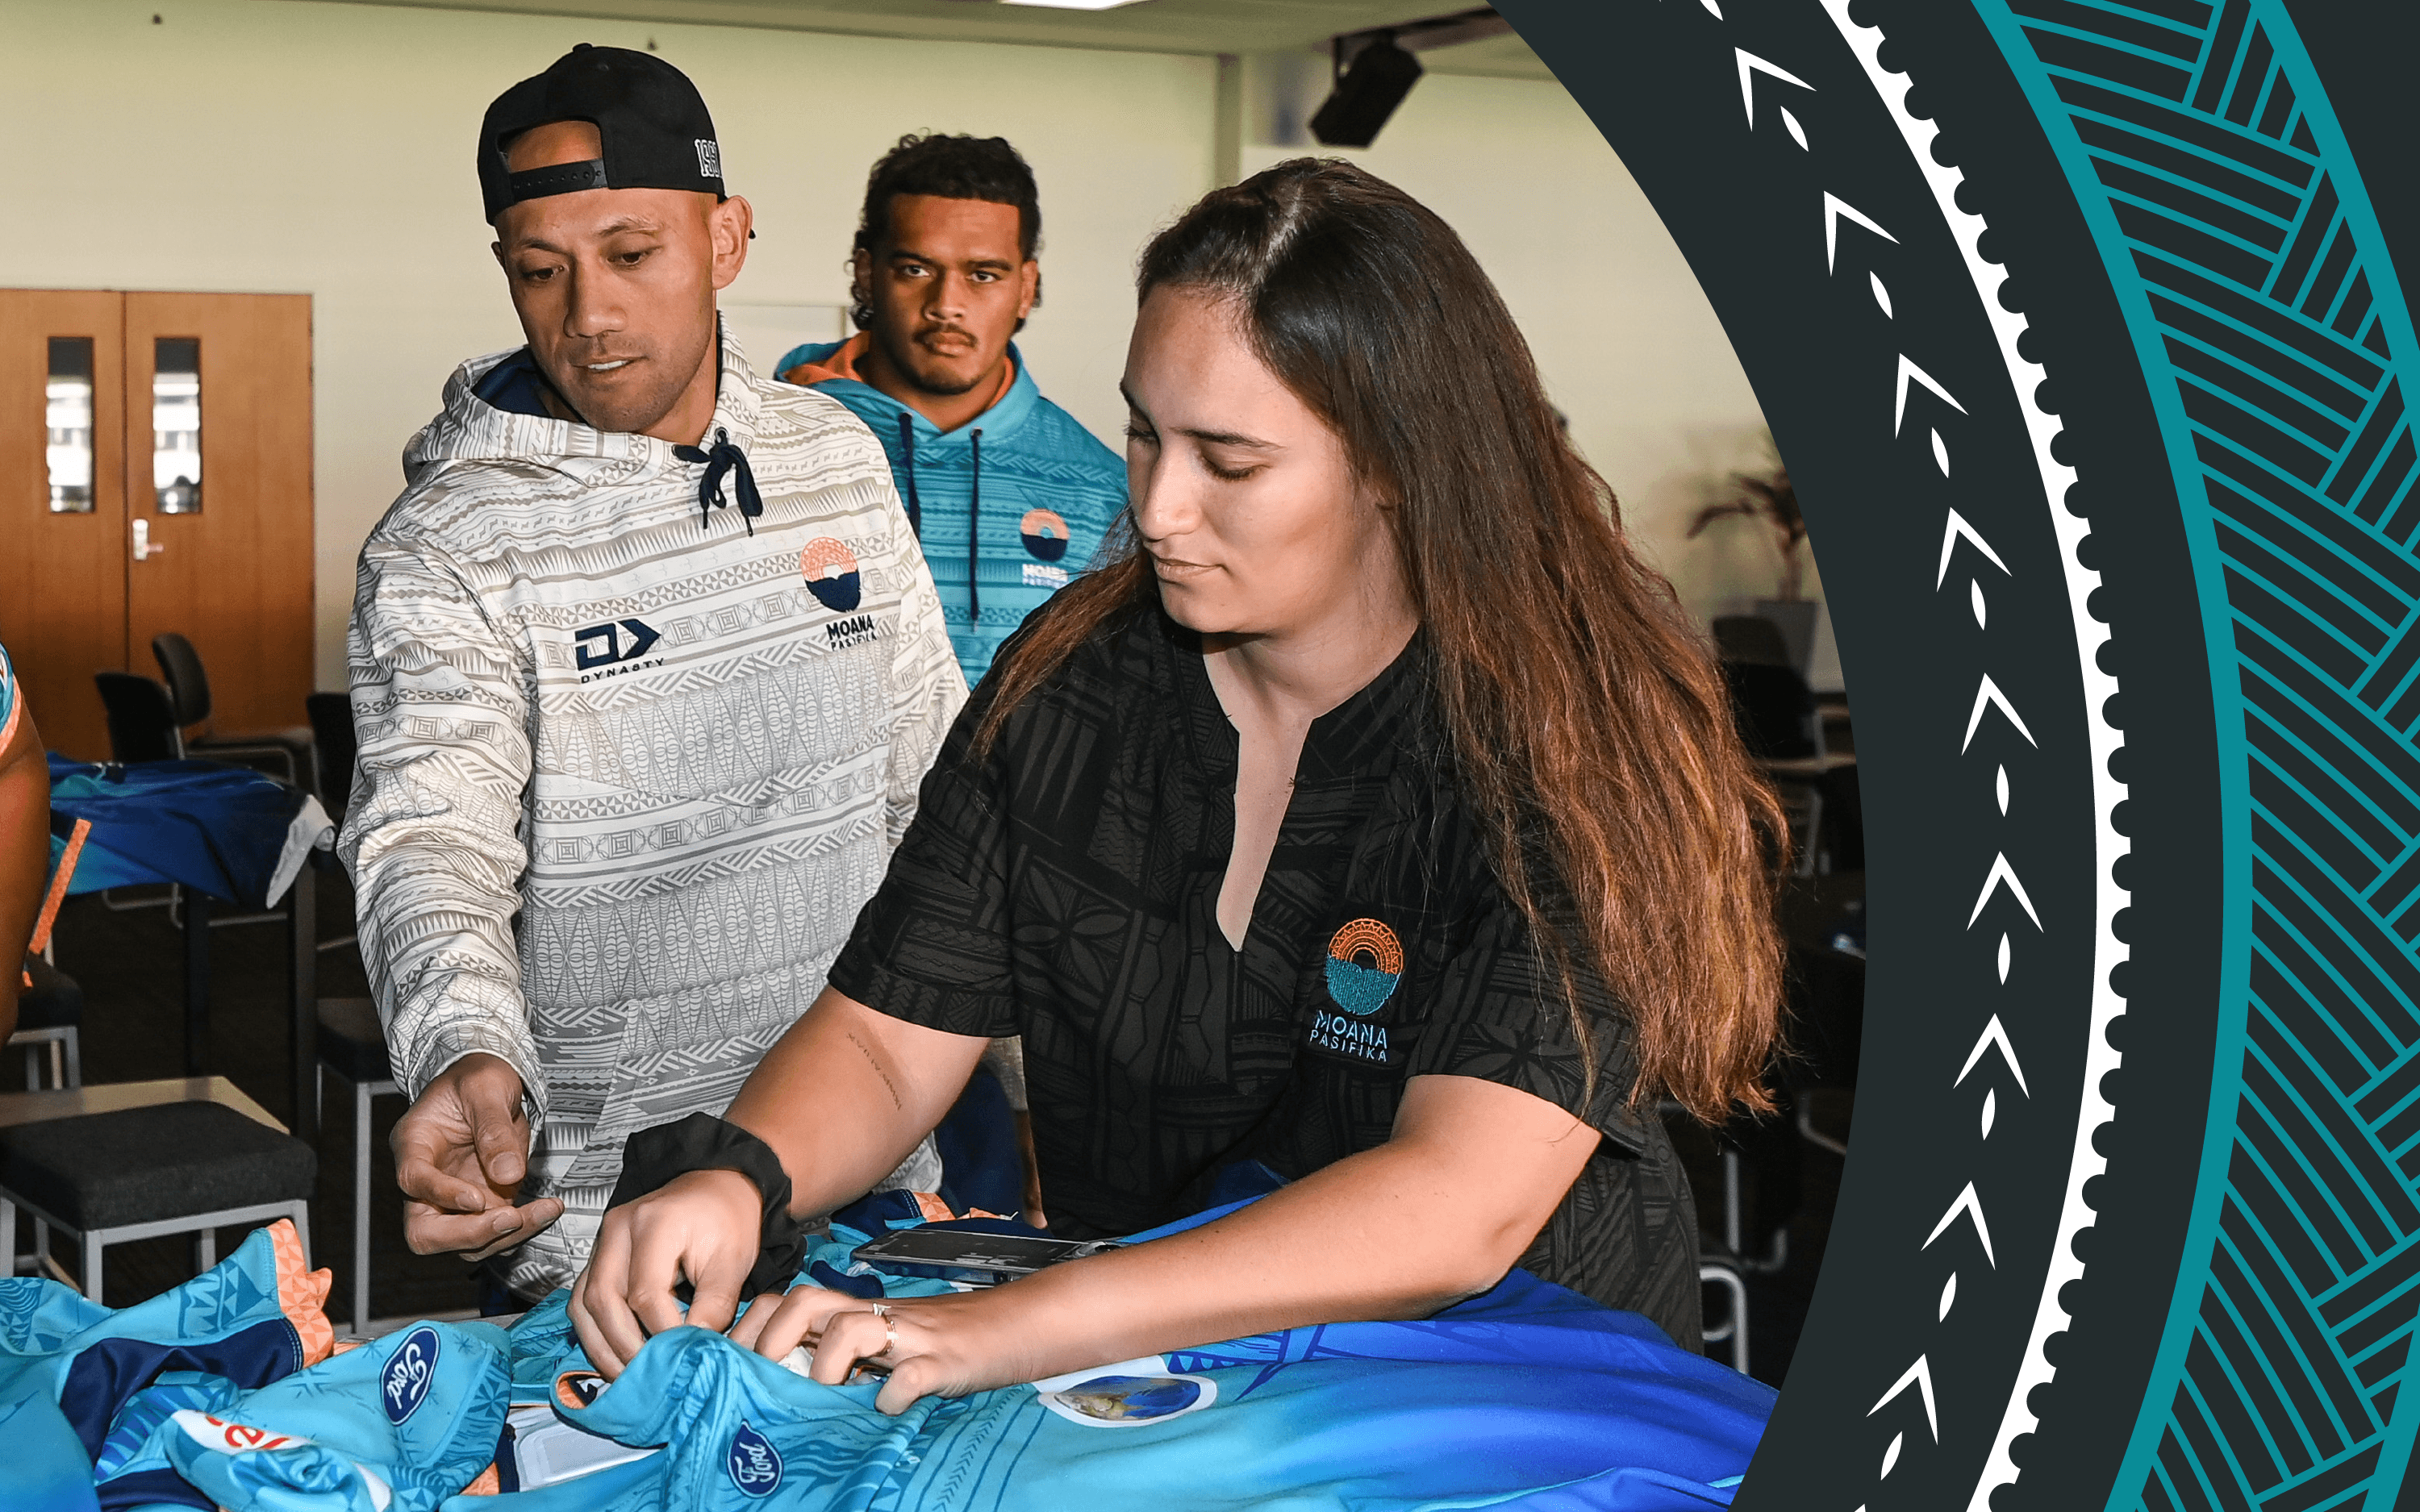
[151,633,311,790]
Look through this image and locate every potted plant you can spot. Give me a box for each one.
[1688,449,1817,673]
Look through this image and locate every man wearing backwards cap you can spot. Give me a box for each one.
[340,44,966,1303]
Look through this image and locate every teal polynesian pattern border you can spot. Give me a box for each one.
[1972,2,2420,1508]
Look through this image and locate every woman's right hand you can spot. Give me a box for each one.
[569,1168,762,1377]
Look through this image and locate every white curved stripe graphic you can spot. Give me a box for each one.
[1815,2,2133,1507]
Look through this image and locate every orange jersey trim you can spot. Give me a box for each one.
[268,1218,337,1367]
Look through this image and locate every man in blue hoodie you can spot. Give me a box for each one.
[778,133,1127,690]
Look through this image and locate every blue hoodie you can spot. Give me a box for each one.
[776,336,1128,688]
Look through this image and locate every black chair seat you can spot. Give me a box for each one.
[316,998,394,1085]
[0,1102,315,1230]
[194,724,315,755]
[187,727,314,790]
[15,956,81,1031]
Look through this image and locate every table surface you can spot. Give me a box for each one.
[0,1076,286,1134]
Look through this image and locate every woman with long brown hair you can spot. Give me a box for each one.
[570,159,1784,1407]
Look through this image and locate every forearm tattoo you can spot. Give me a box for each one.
[845,1028,905,1110]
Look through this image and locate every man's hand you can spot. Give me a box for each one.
[391,1052,563,1261]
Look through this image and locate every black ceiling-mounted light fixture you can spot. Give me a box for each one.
[1309,31,1425,149]
[1311,8,1515,150]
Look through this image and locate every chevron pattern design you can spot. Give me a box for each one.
[1983,2,2420,1506]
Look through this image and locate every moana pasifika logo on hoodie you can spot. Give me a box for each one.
[800,537,861,612]
[1324,918,1404,1017]
[1020,508,1070,562]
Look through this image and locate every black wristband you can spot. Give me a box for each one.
[608,1113,808,1297]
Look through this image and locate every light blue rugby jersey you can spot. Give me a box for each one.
[0,1223,507,1512]
[476,1202,1771,1511]
[2,1209,1769,1511]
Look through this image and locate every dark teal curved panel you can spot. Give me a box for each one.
[1974,2,2420,1506]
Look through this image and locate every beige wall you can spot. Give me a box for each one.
[0,0,1216,687]
[0,2,1833,692]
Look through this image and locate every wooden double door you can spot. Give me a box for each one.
[0,290,313,760]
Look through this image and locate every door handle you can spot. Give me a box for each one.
[132,518,166,561]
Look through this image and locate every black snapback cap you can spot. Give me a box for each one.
[478,44,725,223]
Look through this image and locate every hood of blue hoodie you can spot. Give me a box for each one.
[775,338,1043,460]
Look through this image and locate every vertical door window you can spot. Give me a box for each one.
[152,336,202,514]
[45,336,95,513]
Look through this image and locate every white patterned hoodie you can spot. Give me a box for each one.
[340,328,966,1295]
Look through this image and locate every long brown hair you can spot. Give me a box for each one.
[982,159,1784,1122]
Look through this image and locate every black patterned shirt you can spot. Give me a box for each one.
[828,606,1701,1343]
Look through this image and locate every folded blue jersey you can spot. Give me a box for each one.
[0,1389,106,1512]
[454,1202,1772,1511]
[2,1221,333,1511]
[0,1222,507,1512]
[142,1314,509,1510]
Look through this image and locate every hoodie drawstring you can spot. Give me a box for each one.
[969,428,983,623]
[895,414,923,538]
[674,427,762,535]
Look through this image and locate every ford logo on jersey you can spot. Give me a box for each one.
[727,1421,783,1496]
[382,1327,440,1423]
